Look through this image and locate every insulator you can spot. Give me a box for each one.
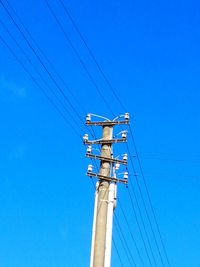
[86,113,91,122]
[83,134,88,142]
[115,163,120,170]
[123,153,128,161]
[122,131,127,139]
[124,172,128,180]
[87,164,93,172]
[87,145,92,154]
[124,112,129,120]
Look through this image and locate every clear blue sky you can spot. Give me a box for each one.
[0,0,200,266]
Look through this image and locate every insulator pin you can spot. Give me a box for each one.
[83,134,89,142]
[123,153,128,161]
[87,145,92,153]
[86,113,91,122]
[122,131,127,139]
[124,172,128,180]
[124,112,129,120]
[87,164,93,172]
[115,163,120,170]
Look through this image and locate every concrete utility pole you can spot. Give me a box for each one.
[83,113,129,267]
[93,125,112,267]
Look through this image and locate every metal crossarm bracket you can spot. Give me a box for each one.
[87,172,127,185]
[86,120,129,126]
[86,153,127,165]
[84,138,126,145]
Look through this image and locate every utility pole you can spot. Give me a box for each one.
[83,113,129,267]
[93,125,111,267]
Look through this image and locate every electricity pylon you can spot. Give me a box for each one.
[83,113,129,267]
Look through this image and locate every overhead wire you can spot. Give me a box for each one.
[118,197,145,267]
[1,0,103,154]
[57,0,127,113]
[44,2,167,263]
[44,0,115,117]
[0,17,84,134]
[128,126,171,266]
[0,0,96,140]
[0,2,131,266]
[0,1,169,263]
[3,0,87,116]
[0,34,81,139]
[0,0,87,134]
[114,213,137,267]
[42,3,162,263]
[57,2,171,265]
[127,142,166,267]
[112,237,124,267]
[127,185,156,267]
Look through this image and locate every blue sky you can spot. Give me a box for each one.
[0,0,200,266]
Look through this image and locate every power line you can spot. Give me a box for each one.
[1,2,158,266]
[128,126,171,266]
[47,1,169,261]
[112,237,124,267]
[0,34,81,139]
[57,3,171,265]
[114,214,136,267]
[1,0,98,140]
[44,0,115,117]
[57,0,127,112]
[1,1,170,266]
[3,0,99,142]
[118,197,145,267]
[127,143,166,267]
[0,17,85,134]
[52,1,170,264]
[3,0,87,116]
[0,0,86,131]
[127,186,156,267]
